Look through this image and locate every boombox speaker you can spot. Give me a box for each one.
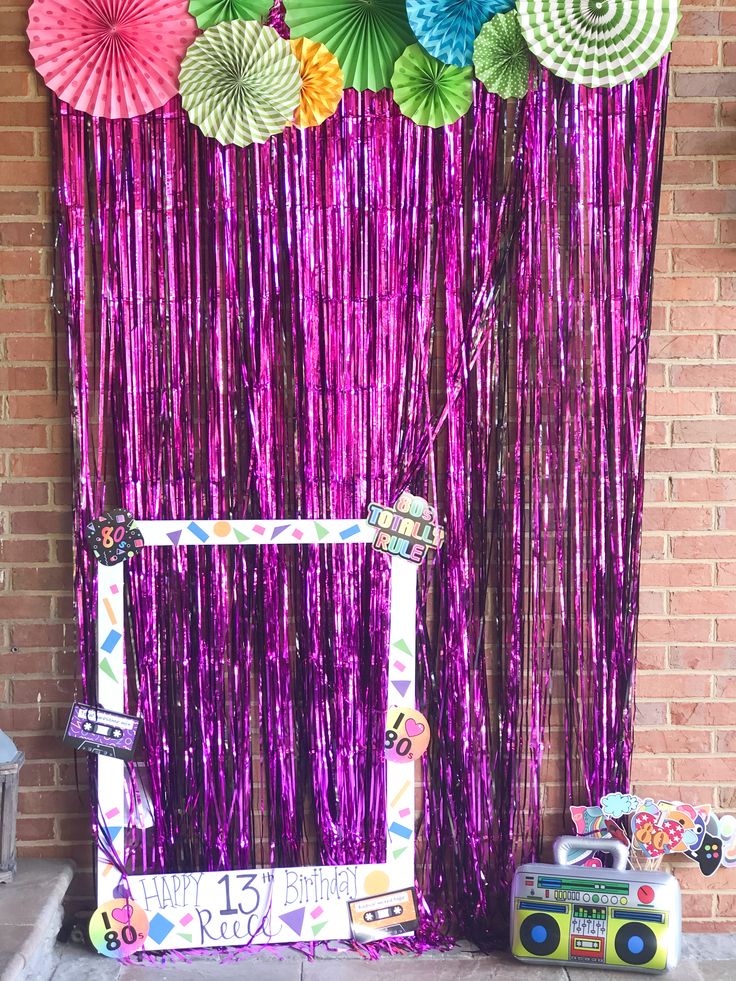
[510,837,681,973]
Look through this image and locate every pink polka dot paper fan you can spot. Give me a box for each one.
[27,0,198,119]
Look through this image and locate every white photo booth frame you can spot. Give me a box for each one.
[95,518,418,950]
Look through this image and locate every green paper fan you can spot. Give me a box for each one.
[517,0,679,88]
[391,44,473,128]
[179,21,302,147]
[188,0,270,30]
[473,12,531,101]
[284,0,416,92]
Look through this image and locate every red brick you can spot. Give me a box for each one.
[719,160,736,185]
[670,590,736,615]
[718,450,736,472]
[672,479,736,503]
[642,506,712,532]
[0,595,51,619]
[635,729,712,754]
[2,278,53,305]
[673,420,736,443]
[0,481,48,506]
[0,365,47,389]
[645,447,713,471]
[673,248,736,273]
[662,159,713,186]
[672,40,719,66]
[0,222,50,247]
[5,335,56,361]
[650,391,715,416]
[675,191,736,216]
[0,539,50,563]
[678,12,721,35]
[675,73,736,98]
[10,510,73,536]
[718,621,736,643]
[0,189,40,215]
[0,250,41,274]
[671,365,736,388]
[652,279,716,305]
[9,452,71,478]
[658,219,716,246]
[640,562,712,587]
[630,757,670,782]
[0,423,48,449]
[636,673,711,698]
[670,646,736,671]
[8,623,66,648]
[11,566,70,591]
[638,618,712,643]
[672,534,736,559]
[670,702,736,726]
[0,130,34,157]
[674,758,736,782]
[669,103,717,128]
[671,305,736,331]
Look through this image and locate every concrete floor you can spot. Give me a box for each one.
[46,935,736,981]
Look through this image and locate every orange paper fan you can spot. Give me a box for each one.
[290,37,344,129]
[27,0,198,119]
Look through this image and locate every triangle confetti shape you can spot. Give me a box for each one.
[312,921,328,937]
[314,522,329,541]
[392,639,412,656]
[167,530,182,546]
[271,524,291,540]
[234,529,249,543]
[279,907,305,935]
[393,847,408,859]
[392,680,411,698]
[99,657,117,683]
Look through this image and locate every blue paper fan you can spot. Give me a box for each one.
[407,0,514,67]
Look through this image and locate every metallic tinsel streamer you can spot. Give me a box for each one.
[51,59,668,943]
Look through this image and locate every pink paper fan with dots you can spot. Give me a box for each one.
[27,0,198,119]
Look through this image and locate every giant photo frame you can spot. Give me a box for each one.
[95,518,418,950]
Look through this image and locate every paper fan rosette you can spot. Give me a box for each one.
[517,0,679,87]
[474,12,531,100]
[291,38,344,128]
[391,45,473,128]
[188,0,270,30]
[284,0,416,92]
[27,0,197,118]
[179,21,302,147]
[407,0,514,68]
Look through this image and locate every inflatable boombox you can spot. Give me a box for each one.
[510,838,681,973]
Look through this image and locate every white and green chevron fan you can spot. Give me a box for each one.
[516,0,679,88]
[179,21,302,147]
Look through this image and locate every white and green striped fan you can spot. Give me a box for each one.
[179,21,302,147]
[516,0,679,88]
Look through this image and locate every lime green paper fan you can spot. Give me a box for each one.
[179,21,302,147]
[517,0,679,88]
[284,0,416,92]
[189,0,270,30]
[473,12,531,100]
[391,44,473,128]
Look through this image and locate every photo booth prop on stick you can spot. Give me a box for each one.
[94,517,422,950]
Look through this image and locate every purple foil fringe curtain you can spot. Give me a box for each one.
[52,63,668,943]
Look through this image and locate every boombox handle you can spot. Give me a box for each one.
[553,835,629,871]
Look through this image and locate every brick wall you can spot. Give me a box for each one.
[1,1,735,929]
[631,9,736,929]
